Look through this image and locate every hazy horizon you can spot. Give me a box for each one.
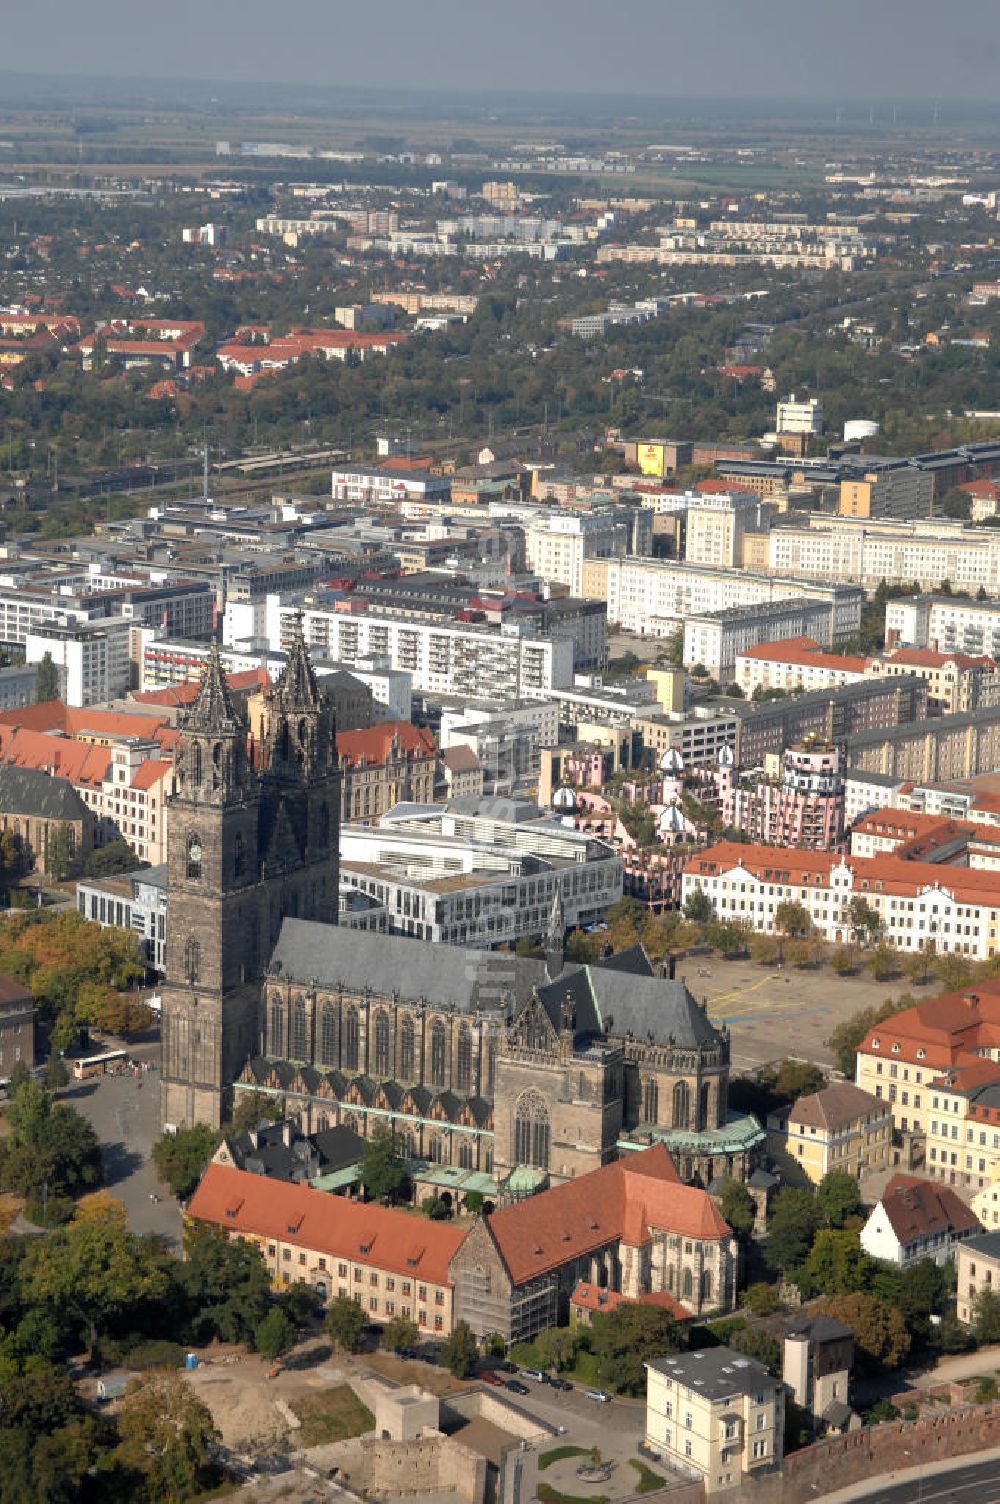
[1,0,999,106]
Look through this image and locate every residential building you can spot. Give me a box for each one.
[440,700,559,793]
[868,647,996,716]
[0,665,37,711]
[839,465,934,521]
[25,618,131,707]
[0,971,35,1077]
[735,638,867,698]
[972,1183,1000,1232]
[645,1348,783,1495]
[683,598,841,680]
[681,842,1000,961]
[211,1120,366,1186]
[716,739,845,850]
[186,1163,466,1333]
[76,864,168,973]
[783,1316,854,1434]
[439,745,485,799]
[450,1144,739,1341]
[0,764,94,874]
[956,1231,1000,1323]
[330,464,451,507]
[922,1057,1000,1190]
[338,721,436,824]
[732,676,926,771]
[859,1173,981,1267]
[766,516,1000,594]
[766,1084,891,1185]
[777,393,824,435]
[684,492,762,570]
[886,595,1000,661]
[845,703,1000,783]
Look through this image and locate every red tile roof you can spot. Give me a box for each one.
[877,1174,981,1246]
[738,637,867,674]
[338,720,435,768]
[858,980,1000,1067]
[570,1280,688,1322]
[884,647,993,671]
[485,1144,731,1286]
[186,1163,467,1285]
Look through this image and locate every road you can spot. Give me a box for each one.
[842,1456,1000,1504]
[64,1037,182,1246]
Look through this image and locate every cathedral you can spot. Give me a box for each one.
[161,634,764,1186]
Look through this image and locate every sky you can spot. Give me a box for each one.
[2,0,999,103]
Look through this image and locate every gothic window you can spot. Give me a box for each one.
[430,1021,447,1088]
[186,834,203,881]
[699,1081,712,1131]
[643,1077,659,1125]
[192,744,202,786]
[427,1136,442,1164]
[458,1141,473,1170]
[526,1006,550,1052]
[400,1015,415,1080]
[486,1033,497,1093]
[701,1270,713,1303]
[268,993,284,1056]
[673,1080,690,1130]
[402,1128,417,1158]
[514,1090,550,1170]
[234,832,245,880]
[292,996,308,1061]
[344,1006,360,1072]
[320,1003,337,1066]
[212,741,222,789]
[682,1268,693,1301]
[374,1011,390,1077]
[184,935,200,985]
[456,1024,473,1094]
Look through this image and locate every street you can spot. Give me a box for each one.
[64,1038,182,1246]
[844,1456,1000,1504]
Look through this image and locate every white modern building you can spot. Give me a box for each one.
[683,599,841,680]
[776,393,824,435]
[886,595,1000,660]
[330,465,451,507]
[766,518,1000,594]
[25,618,131,707]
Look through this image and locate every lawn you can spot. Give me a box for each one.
[537,1486,609,1504]
[539,1445,589,1471]
[628,1459,666,1494]
[509,1341,602,1389]
[289,1385,373,1447]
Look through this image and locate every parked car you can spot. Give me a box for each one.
[549,1377,573,1392]
[585,1388,611,1403]
[519,1367,545,1382]
[506,1379,530,1396]
[481,1372,505,1387]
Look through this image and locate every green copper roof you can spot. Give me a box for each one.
[617,1110,765,1157]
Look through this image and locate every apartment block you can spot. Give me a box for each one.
[645,1349,783,1495]
[766,1083,891,1185]
[683,598,838,680]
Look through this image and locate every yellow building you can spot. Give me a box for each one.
[925,1062,1000,1190]
[645,1348,783,1495]
[956,1232,1000,1324]
[971,1182,1000,1230]
[766,1083,891,1185]
[646,666,686,715]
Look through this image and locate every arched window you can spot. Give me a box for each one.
[234,832,245,880]
[682,1268,693,1301]
[400,1015,415,1080]
[374,1010,390,1077]
[643,1076,659,1125]
[291,995,307,1061]
[186,833,202,881]
[430,1021,447,1088]
[268,993,284,1056]
[514,1090,550,1170]
[427,1136,442,1164]
[672,1079,690,1130]
[458,1141,473,1170]
[699,1081,712,1132]
[344,1006,360,1072]
[320,1003,337,1066]
[192,744,202,787]
[701,1270,713,1304]
[456,1024,473,1094]
[486,1033,497,1093]
[184,935,200,984]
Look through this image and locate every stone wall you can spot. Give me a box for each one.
[361,1430,485,1504]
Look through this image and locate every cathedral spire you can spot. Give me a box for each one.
[546,884,566,979]
[187,643,239,733]
[275,613,321,710]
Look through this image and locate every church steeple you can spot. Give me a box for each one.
[176,644,252,806]
[546,884,566,979]
[264,614,336,786]
[188,643,239,733]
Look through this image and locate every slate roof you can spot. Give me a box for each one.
[270,919,718,1050]
[0,763,90,822]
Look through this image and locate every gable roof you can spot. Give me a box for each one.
[187,1162,466,1284]
[338,720,435,768]
[485,1144,731,1286]
[787,1083,886,1132]
[876,1174,981,1246]
[0,763,91,822]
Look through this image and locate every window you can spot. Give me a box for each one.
[320,1003,338,1067]
[643,1077,659,1125]
[514,1090,550,1170]
[184,935,200,985]
[292,995,308,1061]
[430,1021,447,1088]
[374,1010,390,1077]
[186,834,203,881]
[456,1023,473,1094]
[400,1015,415,1080]
[344,1005,360,1072]
[672,1080,690,1130]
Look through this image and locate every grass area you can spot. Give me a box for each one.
[508,1342,602,1389]
[539,1446,589,1471]
[289,1385,373,1447]
[537,1486,609,1504]
[628,1459,666,1494]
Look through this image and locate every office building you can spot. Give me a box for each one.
[776,393,824,435]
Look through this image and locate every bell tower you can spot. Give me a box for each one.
[160,645,265,1130]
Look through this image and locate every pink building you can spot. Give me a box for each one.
[717,740,845,852]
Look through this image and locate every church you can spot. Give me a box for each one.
[161,633,764,1188]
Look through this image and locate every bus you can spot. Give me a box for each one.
[72,1050,129,1081]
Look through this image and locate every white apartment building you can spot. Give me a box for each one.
[683,599,839,680]
[776,394,824,435]
[735,639,867,697]
[684,493,761,569]
[330,465,451,506]
[267,600,573,702]
[682,843,1000,960]
[886,595,1000,659]
[523,511,623,596]
[339,801,623,947]
[602,558,862,641]
[767,519,1000,593]
[72,738,172,866]
[440,700,560,792]
[25,619,131,707]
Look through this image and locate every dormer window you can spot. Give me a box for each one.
[891,1043,901,1054]
[871,1038,880,1050]
[917,1048,926,1060]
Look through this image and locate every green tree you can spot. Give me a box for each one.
[177,1226,272,1346]
[972,1287,1000,1344]
[151,1124,221,1201]
[719,1180,756,1238]
[360,1128,412,1205]
[797,1230,874,1298]
[729,1327,781,1373]
[847,896,882,946]
[44,825,78,882]
[440,1319,478,1378]
[229,1090,283,1135]
[116,1371,219,1503]
[826,996,908,1078]
[765,1187,821,1276]
[0,1079,103,1208]
[867,942,899,982]
[743,1283,778,1317]
[816,1170,863,1229]
[382,1316,420,1354]
[324,1296,366,1353]
[535,1326,583,1373]
[774,901,812,939]
[821,1292,910,1370]
[593,1304,679,1396]
[682,888,714,923]
[254,1306,297,1361]
[34,653,59,705]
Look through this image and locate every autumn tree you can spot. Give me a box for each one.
[820,1291,910,1369]
[116,1371,220,1503]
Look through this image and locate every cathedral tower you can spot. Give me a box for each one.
[160,634,340,1130]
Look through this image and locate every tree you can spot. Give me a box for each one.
[228,1090,283,1135]
[34,653,59,704]
[774,901,812,939]
[719,1180,756,1238]
[744,1283,778,1317]
[382,1316,420,1354]
[254,1306,297,1361]
[820,1292,910,1369]
[324,1296,366,1353]
[847,896,882,946]
[765,1187,821,1275]
[44,825,78,882]
[535,1326,583,1373]
[360,1128,411,1205]
[797,1230,874,1298]
[939,486,972,520]
[867,942,899,982]
[729,1327,781,1373]
[116,1371,219,1503]
[152,1125,220,1201]
[826,996,908,1078]
[972,1287,1000,1344]
[816,1170,863,1229]
[593,1304,679,1396]
[440,1319,478,1378]
[682,888,714,924]
[0,1079,103,1209]
[176,1226,272,1347]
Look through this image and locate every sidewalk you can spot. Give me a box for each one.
[818,1444,1000,1502]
